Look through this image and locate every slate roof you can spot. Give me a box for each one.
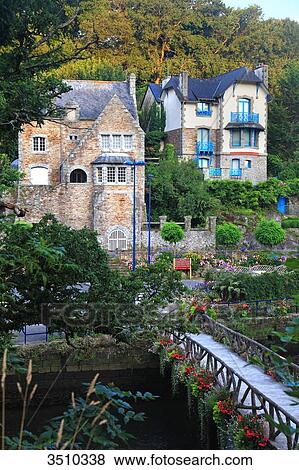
[56,80,137,120]
[92,154,134,165]
[163,67,263,101]
[148,83,162,102]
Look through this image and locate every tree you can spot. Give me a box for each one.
[147,155,219,226]
[255,219,285,247]
[268,63,299,163]
[216,223,241,247]
[161,222,184,244]
[0,0,99,155]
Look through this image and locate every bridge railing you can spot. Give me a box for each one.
[198,315,299,381]
[175,333,299,449]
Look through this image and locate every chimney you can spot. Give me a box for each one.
[179,71,188,99]
[128,73,137,106]
[254,64,268,88]
[64,100,80,121]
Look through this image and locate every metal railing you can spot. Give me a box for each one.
[210,297,298,317]
[196,141,214,155]
[230,168,242,177]
[209,168,222,177]
[175,332,299,449]
[231,112,259,123]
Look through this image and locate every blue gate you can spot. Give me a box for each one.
[277,196,287,214]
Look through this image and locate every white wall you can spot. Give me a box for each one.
[183,102,219,129]
[222,82,268,154]
[163,89,181,131]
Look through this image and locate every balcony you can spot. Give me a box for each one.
[230,168,242,178]
[209,168,222,177]
[196,141,214,155]
[231,112,259,124]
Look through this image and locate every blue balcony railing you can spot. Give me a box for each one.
[196,141,214,155]
[230,168,242,177]
[209,168,222,177]
[231,112,259,123]
[196,109,212,117]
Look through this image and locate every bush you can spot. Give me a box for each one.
[161,222,184,245]
[216,223,241,247]
[281,217,299,229]
[255,219,285,246]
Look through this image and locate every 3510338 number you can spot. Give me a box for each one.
[47,453,106,466]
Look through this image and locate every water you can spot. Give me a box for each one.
[4,370,211,450]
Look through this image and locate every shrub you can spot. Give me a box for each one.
[216,223,241,247]
[255,219,285,246]
[161,222,184,245]
[281,217,299,229]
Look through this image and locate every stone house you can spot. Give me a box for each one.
[142,66,269,184]
[17,75,145,251]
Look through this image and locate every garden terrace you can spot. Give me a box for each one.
[174,332,299,449]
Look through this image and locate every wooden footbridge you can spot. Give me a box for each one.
[175,317,299,450]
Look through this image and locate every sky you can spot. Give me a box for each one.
[223,0,299,21]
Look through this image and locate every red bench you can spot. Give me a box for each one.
[173,258,192,279]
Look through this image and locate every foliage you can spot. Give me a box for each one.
[140,103,166,159]
[211,274,246,302]
[0,154,22,197]
[209,271,299,301]
[268,63,299,162]
[147,157,219,226]
[0,0,98,155]
[4,373,156,449]
[208,178,299,213]
[255,219,285,246]
[161,222,185,246]
[281,217,299,229]
[216,223,241,247]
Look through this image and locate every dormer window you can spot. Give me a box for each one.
[196,102,212,117]
[69,134,78,141]
[32,136,46,152]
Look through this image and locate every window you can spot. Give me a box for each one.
[123,135,133,150]
[198,158,209,168]
[33,136,46,152]
[69,134,78,141]
[70,169,87,183]
[107,166,116,183]
[196,102,211,116]
[198,128,210,144]
[243,129,251,147]
[112,134,121,150]
[108,229,127,251]
[245,160,252,169]
[97,167,103,183]
[30,166,48,185]
[101,134,110,150]
[231,129,241,147]
[118,167,126,183]
[238,98,250,115]
[253,129,258,147]
[231,158,240,170]
[130,166,134,183]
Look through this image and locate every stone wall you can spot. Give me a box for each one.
[140,216,216,252]
[288,197,299,216]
